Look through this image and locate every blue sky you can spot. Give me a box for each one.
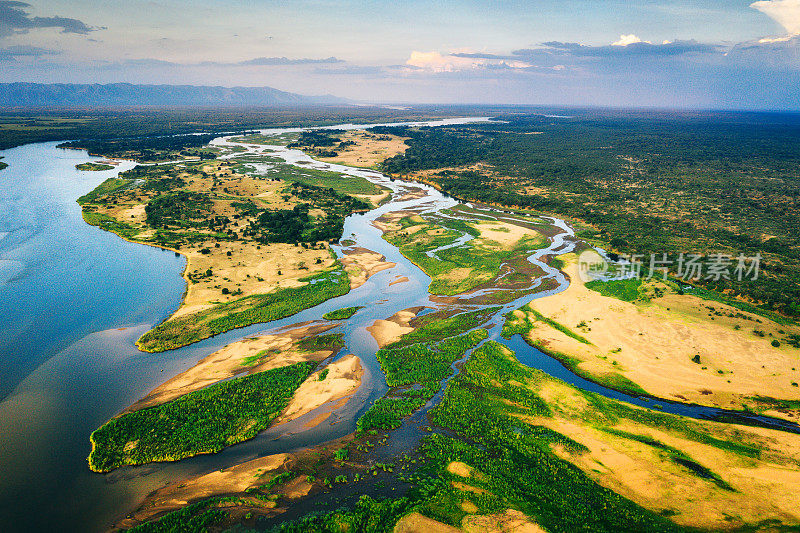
[1,1,798,109]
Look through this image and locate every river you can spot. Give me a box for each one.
[0,118,796,532]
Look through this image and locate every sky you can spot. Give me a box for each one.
[0,0,798,109]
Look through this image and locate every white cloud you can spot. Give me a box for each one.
[612,34,650,46]
[751,0,800,35]
[405,50,531,72]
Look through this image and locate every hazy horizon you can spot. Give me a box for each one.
[1,1,799,109]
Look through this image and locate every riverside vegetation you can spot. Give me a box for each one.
[89,362,314,472]
[376,111,800,318]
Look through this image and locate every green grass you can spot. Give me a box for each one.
[386,308,498,350]
[137,266,350,352]
[76,162,115,171]
[88,362,314,472]
[503,305,592,345]
[323,306,363,320]
[77,177,134,204]
[81,210,140,240]
[383,215,545,295]
[280,342,685,533]
[358,329,488,433]
[426,341,685,533]
[585,278,644,302]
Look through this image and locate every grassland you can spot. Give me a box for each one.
[357,329,488,433]
[76,152,381,351]
[505,253,800,412]
[88,362,314,472]
[379,213,546,295]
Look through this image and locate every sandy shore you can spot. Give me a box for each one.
[339,246,396,289]
[124,322,340,413]
[366,306,425,348]
[273,353,363,425]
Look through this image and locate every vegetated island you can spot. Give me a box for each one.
[75,133,390,352]
[0,156,6,171]
[75,162,115,171]
[323,306,364,320]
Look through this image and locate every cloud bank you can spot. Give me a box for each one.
[0,1,97,38]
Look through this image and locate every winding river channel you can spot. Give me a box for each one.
[0,118,798,532]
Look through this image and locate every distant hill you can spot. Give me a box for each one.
[0,83,348,107]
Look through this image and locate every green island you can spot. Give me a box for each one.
[357,329,488,433]
[380,213,546,295]
[323,306,364,320]
[88,362,314,472]
[75,162,115,171]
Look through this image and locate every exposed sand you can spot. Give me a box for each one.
[522,409,800,530]
[117,436,353,530]
[389,276,410,286]
[472,221,531,248]
[273,353,363,425]
[340,246,396,289]
[124,322,339,412]
[117,453,292,528]
[367,307,424,348]
[394,513,460,533]
[317,131,409,168]
[517,253,800,412]
[462,510,548,533]
[173,240,335,318]
[393,509,546,533]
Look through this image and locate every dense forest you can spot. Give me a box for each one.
[377,112,800,316]
[0,106,485,150]
[59,133,229,161]
[244,182,370,244]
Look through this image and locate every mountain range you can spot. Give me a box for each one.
[0,83,348,107]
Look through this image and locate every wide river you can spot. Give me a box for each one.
[0,119,796,532]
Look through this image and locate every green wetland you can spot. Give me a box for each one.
[3,113,800,532]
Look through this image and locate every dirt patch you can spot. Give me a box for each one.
[462,509,547,533]
[394,512,460,533]
[317,131,409,168]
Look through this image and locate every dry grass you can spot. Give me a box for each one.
[515,252,800,413]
